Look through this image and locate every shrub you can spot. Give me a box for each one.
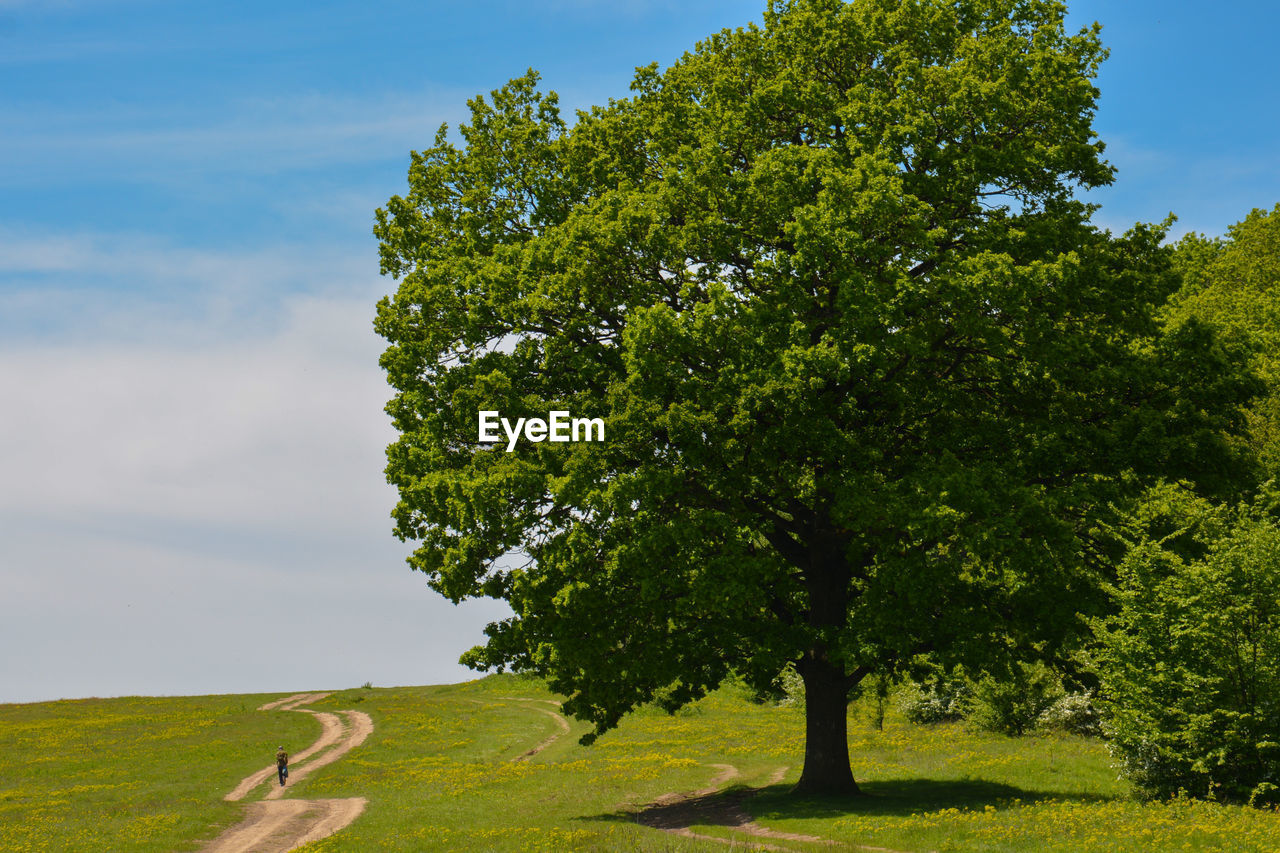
[868,674,891,731]
[775,662,805,710]
[1037,690,1102,737]
[969,661,1064,736]
[1096,491,1280,802]
[899,671,971,724]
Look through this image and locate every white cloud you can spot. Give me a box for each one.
[0,227,375,342]
[0,228,512,702]
[0,230,396,535]
[0,292,393,532]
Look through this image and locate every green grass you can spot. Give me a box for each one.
[4,677,1280,851]
[0,692,318,852]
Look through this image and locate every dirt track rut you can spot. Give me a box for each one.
[498,696,571,761]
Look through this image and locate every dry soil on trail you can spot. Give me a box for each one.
[200,798,368,853]
[199,693,371,853]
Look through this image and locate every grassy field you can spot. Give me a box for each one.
[0,692,317,852]
[3,676,1280,851]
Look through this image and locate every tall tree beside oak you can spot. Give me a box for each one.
[1168,205,1280,479]
[1082,208,1280,805]
[374,0,1253,794]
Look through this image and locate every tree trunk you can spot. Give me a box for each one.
[793,654,861,796]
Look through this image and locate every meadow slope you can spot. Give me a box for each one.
[4,675,1280,851]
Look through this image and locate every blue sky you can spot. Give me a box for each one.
[2,0,1278,703]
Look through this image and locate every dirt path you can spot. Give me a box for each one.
[637,764,910,853]
[201,798,368,853]
[200,692,372,853]
[499,697,571,761]
[264,710,372,801]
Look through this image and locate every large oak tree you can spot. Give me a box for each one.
[374,0,1253,794]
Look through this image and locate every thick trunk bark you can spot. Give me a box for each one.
[793,655,861,796]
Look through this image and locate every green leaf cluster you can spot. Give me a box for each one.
[1096,485,1280,803]
[1169,205,1280,480]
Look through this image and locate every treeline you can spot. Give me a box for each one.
[893,206,1280,806]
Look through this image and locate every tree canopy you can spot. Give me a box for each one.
[1169,205,1280,479]
[374,0,1254,794]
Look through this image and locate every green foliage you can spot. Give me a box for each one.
[900,662,1101,737]
[868,673,891,731]
[1095,488,1280,802]
[1168,205,1280,480]
[772,662,807,710]
[969,662,1065,736]
[374,0,1256,790]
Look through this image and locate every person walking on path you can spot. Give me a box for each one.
[276,746,289,787]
